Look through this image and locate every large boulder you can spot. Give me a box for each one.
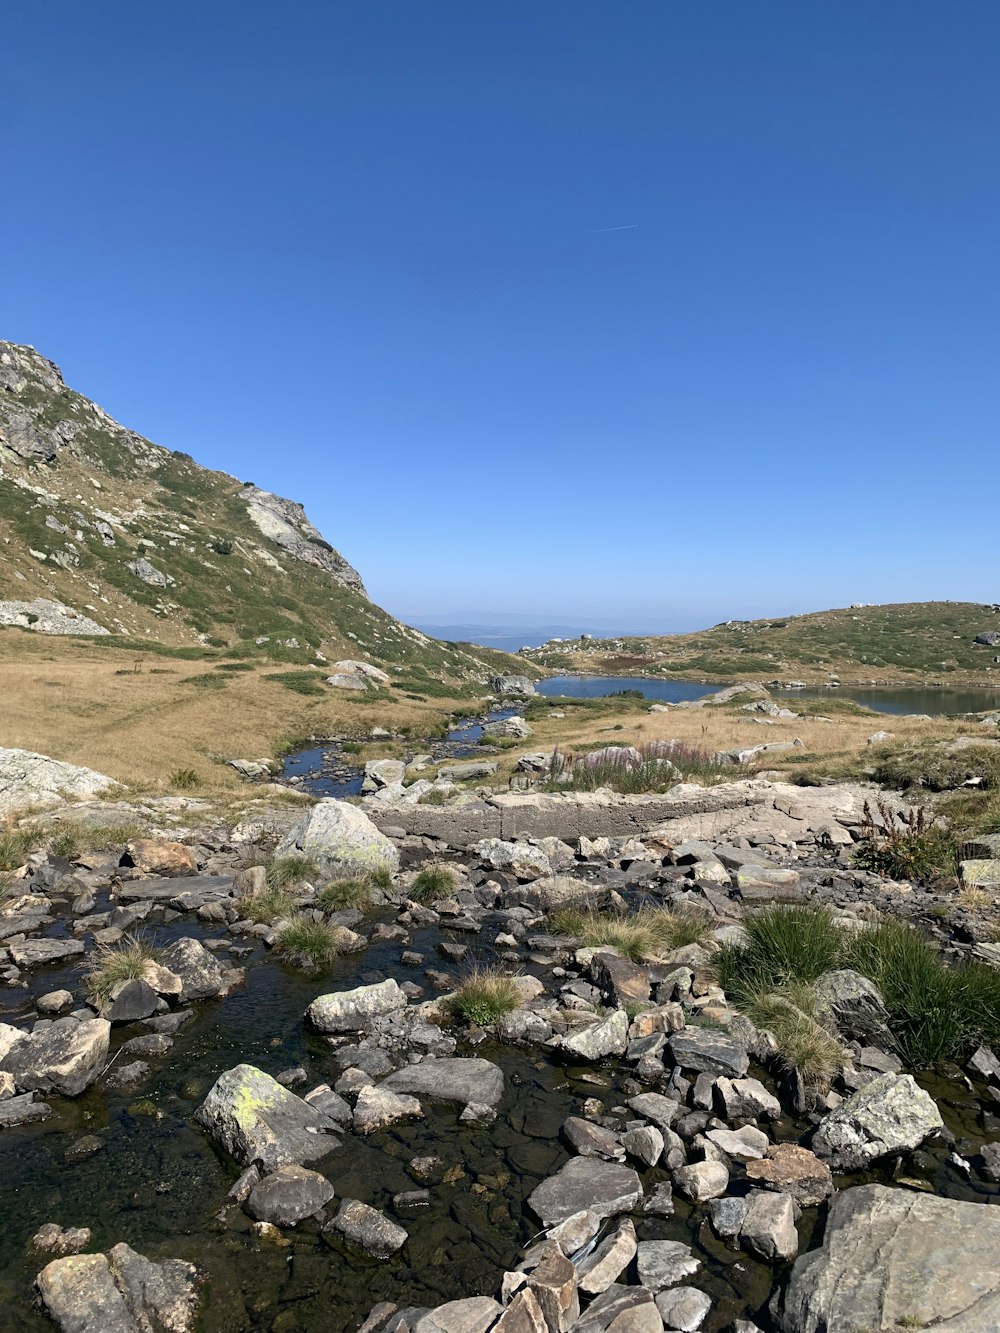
[561,1011,630,1062]
[811,1072,942,1170]
[381,1057,505,1112]
[159,938,242,1002]
[194,1064,341,1171]
[4,1017,110,1097]
[36,1243,200,1333]
[491,675,537,696]
[668,1028,749,1078]
[122,839,197,877]
[275,800,399,875]
[778,1184,1000,1332]
[0,748,115,814]
[306,979,407,1033]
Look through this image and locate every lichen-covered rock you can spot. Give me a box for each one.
[194,1064,340,1171]
[4,1017,110,1097]
[811,1073,943,1170]
[306,979,407,1033]
[159,938,242,1002]
[276,800,399,876]
[36,1243,200,1333]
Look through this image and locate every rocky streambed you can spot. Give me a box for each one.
[0,782,999,1332]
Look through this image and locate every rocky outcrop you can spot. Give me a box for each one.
[778,1185,1000,1332]
[276,800,400,875]
[0,598,109,635]
[811,1072,943,1169]
[240,484,367,594]
[0,748,116,813]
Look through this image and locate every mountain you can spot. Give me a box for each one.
[0,341,518,687]
[525,601,1000,686]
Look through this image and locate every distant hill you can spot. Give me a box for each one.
[0,341,522,689]
[524,602,1000,686]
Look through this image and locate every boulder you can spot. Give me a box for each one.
[577,1219,637,1296]
[36,1243,200,1333]
[563,1116,625,1162]
[102,979,161,1024]
[306,979,407,1033]
[483,716,534,740]
[739,1191,798,1262]
[527,1158,642,1227]
[8,938,86,968]
[0,748,115,814]
[575,1285,662,1333]
[713,1077,781,1123]
[4,1017,110,1096]
[778,1184,1000,1331]
[668,1030,749,1079]
[353,1085,423,1134]
[477,839,551,881]
[194,1064,340,1171]
[655,1286,711,1332]
[673,1161,729,1203]
[491,675,537,696]
[123,839,197,876]
[811,1072,943,1170]
[362,760,407,793]
[381,1057,504,1112]
[245,1165,335,1226]
[635,1240,700,1291]
[414,1299,505,1333]
[276,799,400,875]
[327,1199,407,1257]
[561,1011,629,1062]
[159,937,241,1002]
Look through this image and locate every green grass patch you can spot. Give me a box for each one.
[265,670,327,697]
[170,768,199,791]
[84,935,159,1005]
[317,875,378,912]
[550,905,712,961]
[0,821,40,871]
[447,966,522,1026]
[855,798,957,882]
[241,889,297,923]
[267,855,320,888]
[410,865,457,902]
[273,915,340,969]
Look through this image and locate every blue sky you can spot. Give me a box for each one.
[3,3,998,628]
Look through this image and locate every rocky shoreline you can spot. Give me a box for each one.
[0,774,998,1331]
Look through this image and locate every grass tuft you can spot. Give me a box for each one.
[549,905,712,961]
[317,875,378,912]
[273,914,339,969]
[170,767,199,791]
[410,865,457,902]
[84,934,160,1005]
[267,855,319,888]
[241,889,297,923]
[0,820,39,872]
[447,966,522,1026]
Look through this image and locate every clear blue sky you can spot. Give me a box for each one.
[4,3,998,628]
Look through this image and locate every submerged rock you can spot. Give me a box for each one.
[245,1165,335,1226]
[527,1158,642,1227]
[381,1057,505,1112]
[778,1184,1000,1331]
[327,1199,408,1258]
[194,1064,340,1172]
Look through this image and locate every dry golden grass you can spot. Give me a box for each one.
[483,698,972,788]
[0,635,471,791]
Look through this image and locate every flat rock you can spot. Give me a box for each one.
[0,748,114,814]
[779,1184,1000,1332]
[353,1085,423,1134]
[381,1057,504,1111]
[668,1030,748,1078]
[413,1298,504,1333]
[561,1010,629,1062]
[577,1218,637,1296]
[655,1286,711,1332]
[123,839,197,876]
[194,1063,340,1171]
[745,1144,833,1206]
[527,1157,642,1226]
[635,1240,700,1291]
[8,938,85,968]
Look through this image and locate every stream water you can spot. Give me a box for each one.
[0,871,996,1332]
[537,676,1000,718]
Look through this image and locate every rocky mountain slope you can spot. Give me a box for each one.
[0,340,515,685]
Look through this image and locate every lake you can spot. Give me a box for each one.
[537,675,1000,718]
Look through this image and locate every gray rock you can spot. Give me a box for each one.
[576,1285,662,1333]
[327,1199,407,1257]
[491,675,537,696]
[635,1240,700,1290]
[673,1160,729,1202]
[811,1072,943,1170]
[655,1286,711,1332]
[705,1126,769,1161]
[4,1017,110,1096]
[306,979,407,1033]
[36,1243,200,1333]
[739,1191,798,1262]
[245,1165,335,1226]
[627,1093,681,1132]
[159,937,241,1002]
[578,1218,637,1296]
[194,1064,340,1171]
[276,800,399,876]
[353,1085,423,1134]
[31,1223,93,1256]
[0,1092,53,1126]
[528,1158,643,1226]
[713,1077,781,1123]
[127,556,171,586]
[36,990,74,1015]
[0,747,115,814]
[778,1184,1000,1332]
[563,1116,624,1162]
[483,716,534,740]
[8,938,85,968]
[477,838,552,881]
[102,979,160,1023]
[381,1057,504,1111]
[668,1030,749,1079]
[621,1125,664,1168]
[561,1011,630,1062]
[708,1196,749,1240]
[813,969,894,1048]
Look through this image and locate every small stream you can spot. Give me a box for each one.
[0,868,997,1331]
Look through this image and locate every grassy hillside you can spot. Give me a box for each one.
[0,340,536,784]
[526,602,1000,686]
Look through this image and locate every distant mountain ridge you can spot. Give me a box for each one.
[0,341,518,684]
